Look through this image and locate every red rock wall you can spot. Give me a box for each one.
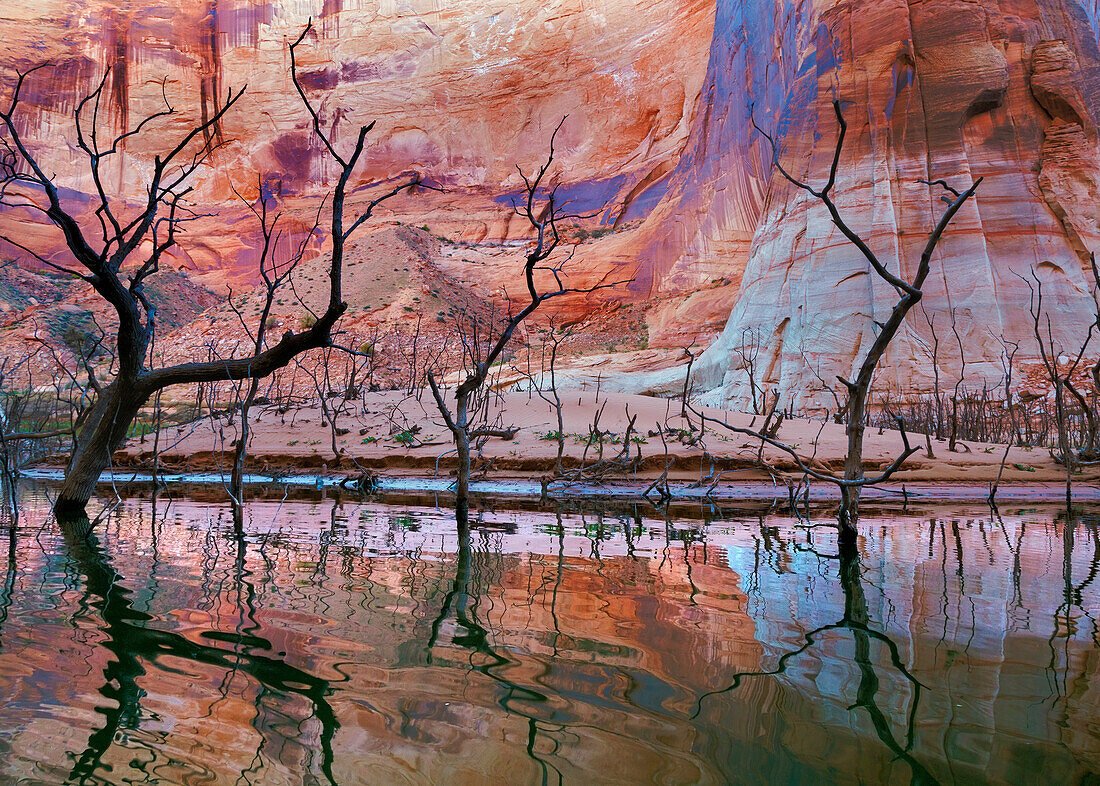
[0,1,713,234]
[2,1,1099,408]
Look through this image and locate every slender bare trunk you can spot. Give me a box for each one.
[1054,378,1073,510]
[454,392,471,521]
[840,385,868,543]
[230,377,261,502]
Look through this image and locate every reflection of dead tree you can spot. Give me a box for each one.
[60,514,342,784]
[424,526,565,784]
[427,120,628,527]
[727,100,982,542]
[694,534,935,784]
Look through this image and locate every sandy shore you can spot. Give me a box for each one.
[108,389,1097,497]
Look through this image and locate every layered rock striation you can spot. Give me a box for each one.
[1,1,1099,410]
[663,0,1100,410]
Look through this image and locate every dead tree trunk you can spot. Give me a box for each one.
[55,381,146,515]
[1025,270,1095,510]
[428,119,627,527]
[226,176,321,505]
[708,100,983,543]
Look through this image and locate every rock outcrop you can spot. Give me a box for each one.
[1,1,1099,410]
[645,0,1100,410]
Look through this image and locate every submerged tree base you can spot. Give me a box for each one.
[53,502,94,540]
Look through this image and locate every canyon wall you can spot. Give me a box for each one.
[1,1,1099,409]
[0,0,714,274]
[660,0,1100,409]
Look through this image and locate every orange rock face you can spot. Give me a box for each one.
[0,1,713,244]
[1,1,1099,409]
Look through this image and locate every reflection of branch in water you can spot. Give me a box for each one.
[56,512,343,786]
[1046,510,1100,721]
[694,541,936,785]
[550,518,565,657]
[1077,522,1100,647]
[989,509,1025,614]
[1047,511,1076,702]
[426,527,564,786]
[839,541,937,785]
[202,516,267,720]
[1073,518,1100,602]
[240,521,280,786]
[624,510,639,560]
[0,510,15,649]
[675,526,700,607]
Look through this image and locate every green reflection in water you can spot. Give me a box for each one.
[0,489,1095,784]
[56,506,342,786]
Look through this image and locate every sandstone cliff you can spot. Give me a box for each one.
[656,0,1100,410]
[1,1,1099,411]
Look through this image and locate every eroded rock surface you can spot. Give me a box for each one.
[1,1,1099,411]
[662,0,1100,410]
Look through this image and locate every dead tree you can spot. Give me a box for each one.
[717,99,983,542]
[920,305,945,440]
[733,327,764,414]
[680,339,699,419]
[988,335,1020,506]
[1065,252,1100,461]
[0,22,424,521]
[224,175,320,504]
[427,120,627,527]
[1092,254,1100,430]
[1025,270,1095,508]
[947,307,970,453]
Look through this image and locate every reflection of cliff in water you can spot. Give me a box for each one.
[0,489,1097,784]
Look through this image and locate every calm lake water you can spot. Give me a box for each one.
[0,485,1097,785]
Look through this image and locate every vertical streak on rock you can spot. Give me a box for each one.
[199,0,224,149]
[108,10,129,135]
[633,0,805,297]
[321,0,342,37]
